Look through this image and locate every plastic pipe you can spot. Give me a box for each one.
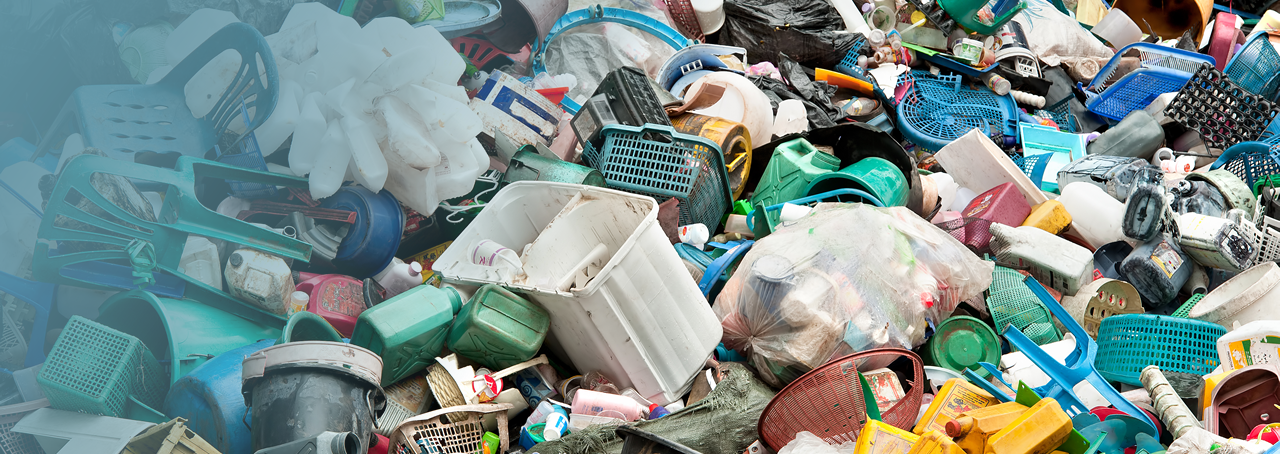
[1142,365,1221,442]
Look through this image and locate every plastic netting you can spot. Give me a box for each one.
[1095,314,1225,386]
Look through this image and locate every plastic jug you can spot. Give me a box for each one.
[295,274,367,338]
[856,419,921,454]
[350,284,463,386]
[1056,155,1147,202]
[1086,110,1165,160]
[373,257,425,299]
[1058,182,1127,248]
[945,401,1030,454]
[984,398,1072,454]
[253,432,360,454]
[750,138,841,208]
[914,378,999,435]
[225,248,297,316]
[178,237,222,291]
[960,182,1031,251]
[1218,320,1280,372]
[1177,210,1256,272]
[1122,166,1167,242]
[907,430,965,454]
[989,223,1095,295]
[1171,179,1231,217]
[1120,235,1192,309]
[446,284,551,370]
[1021,200,1071,235]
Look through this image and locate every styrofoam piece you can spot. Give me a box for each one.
[998,335,1109,409]
[433,182,722,405]
[1189,262,1280,329]
[12,407,154,454]
[934,130,1050,208]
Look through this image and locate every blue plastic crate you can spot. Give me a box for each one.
[1035,96,1078,133]
[1019,123,1087,192]
[1211,141,1280,188]
[1095,314,1225,386]
[1086,67,1191,122]
[835,35,869,77]
[1087,43,1214,94]
[895,71,1019,152]
[1225,32,1280,101]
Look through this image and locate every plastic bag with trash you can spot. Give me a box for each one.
[713,203,992,387]
[778,431,858,454]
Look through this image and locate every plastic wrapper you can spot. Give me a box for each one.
[713,203,993,387]
[544,23,679,106]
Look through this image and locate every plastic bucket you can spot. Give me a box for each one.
[94,290,281,385]
[1188,262,1280,328]
[163,340,273,454]
[803,157,908,207]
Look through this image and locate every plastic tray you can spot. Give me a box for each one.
[1166,63,1280,150]
[1095,314,1226,386]
[1086,43,1215,94]
[895,71,1019,152]
[1224,32,1280,100]
[1086,67,1191,122]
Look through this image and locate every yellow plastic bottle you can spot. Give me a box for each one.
[856,420,921,454]
[1021,200,1072,235]
[986,398,1072,454]
[945,401,1030,454]
[914,378,1000,435]
[907,430,966,454]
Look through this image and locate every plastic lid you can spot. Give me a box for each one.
[928,316,1000,377]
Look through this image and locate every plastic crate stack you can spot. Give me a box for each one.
[1223,32,1280,101]
[1082,43,1214,122]
[895,71,1019,153]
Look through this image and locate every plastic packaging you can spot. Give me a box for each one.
[989,224,1095,295]
[714,203,993,387]
[1217,321,1280,372]
[572,389,646,421]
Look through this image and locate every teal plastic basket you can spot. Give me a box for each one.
[1224,32,1280,101]
[986,267,1062,345]
[37,316,168,418]
[1095,314,1225,386]
[582,123,731,228]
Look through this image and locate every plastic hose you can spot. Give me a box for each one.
[1011,90,1045,108]
[1142,365,1221,442]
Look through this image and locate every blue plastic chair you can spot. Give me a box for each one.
[0,272,54,368]
[33,22,278,164]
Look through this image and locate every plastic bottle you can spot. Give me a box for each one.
[980,73,1011,95]
[225,249,297,316]
[468,239,524,283]
[647,403,670,419]
[1057,183,1127,248]
[1119,235,1192,309]
[989,223,1095,295]
[929,173,960,213]
[373,257,425,298]
[179,236,223,290]
[1217,320,1280,372]
[571,389,647,421]
[1121,166,1167,242]
[524,401,559,428]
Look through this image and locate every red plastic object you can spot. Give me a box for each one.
[959,182,1031,252]
[757,348,925,451]
[371,434,391,454]
[452,36,512,70]
[1209,14,1241,71]
[663,0,705,41]
[295,274,367,337]
[536,87,569,104]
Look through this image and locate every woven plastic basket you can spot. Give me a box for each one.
[1095,314,1226,386]
[36,316,167,417]
[987,267,1062,345]
[757,348,924,451]
[895,71,1019,153]
[582,123,731,228]
[389,403,512,454]
[1224,32,1280,101]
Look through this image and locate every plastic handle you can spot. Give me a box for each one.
[697,240,755,296]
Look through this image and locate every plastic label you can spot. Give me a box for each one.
[1150,241,1183,279]
[1228,336,1280,370]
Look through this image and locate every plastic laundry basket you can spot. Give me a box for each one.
[582,123,731,228]
[37,316,168,418]
[895,71,1019,152]
[389,403,512,454]
[432,182,722,405]
[0,399,46,454]
[1224,32,1280,101]
[986,267,1062,345]
[1086,67,1191,122]
[757,348,924,451]
[1094,314,1226,386]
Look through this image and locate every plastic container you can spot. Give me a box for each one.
[571,67,672,149]
[1122,166,1167,242]
[322,187,405,280]
[433,182,722,405]
[350,284,463,386]
[913,378,999,435]
[986,398,1072,454]
[895,72,1019,153]
[1017,124,1087,193]
[1056,155,1148,201]
[163,339,274,454]
[750,138,841,209]
[294,274,366,338]
[372,258,425,299]
[37,316,168,419]
[1223,32,1280,100]
[1121,236,1192,309]
[1188,262,1280,328]
[989,224,1095,296]
[945,401,1028,454]
[225,248,296,316]
[1177,211,1257,272]
[253,431,360,454]
[803,157,908,207]
[1205,364,1280,438]
[1021,200,1071,234]
[958,183,1031,251]
[388,403,513,454]
[178,237,222,291]
[925,317,1002,378]
[1058,182,1127,248]
[855,419,921,453]
[1094,314,1225,386]
[1058,278,1143,338]
[446,284,550,370]
[1218,321,1280,372]
[933,130,1048,209]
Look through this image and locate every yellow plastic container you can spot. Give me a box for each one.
[913,378,999,435]
[907,430,965,454]
[855,420,921,454]
[946,401,1030,454]
[1021,200,1072,235]
[986,398,1072,454]
[1202,369,1234,415]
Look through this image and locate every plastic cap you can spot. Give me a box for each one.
[229,252,243,267]
[442,286,464,313]
[408,261,423,276]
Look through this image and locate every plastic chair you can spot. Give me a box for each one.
[0,273,53,369]
[33,22,278,164]
[999,274,1158,433]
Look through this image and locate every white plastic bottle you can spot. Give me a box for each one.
[1218,320,1280,372]
[178,236,223,290]
[1057,182,1127,248]
[989,223,1096,295]
[374,257,425,298]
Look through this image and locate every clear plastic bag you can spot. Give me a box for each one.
[778,431,858,454]
[713,203,993,387]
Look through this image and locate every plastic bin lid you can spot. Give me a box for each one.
[928,316,1001,378]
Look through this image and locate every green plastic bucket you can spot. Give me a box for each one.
[803,157,908,207]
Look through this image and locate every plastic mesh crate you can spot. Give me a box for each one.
[1035,96,1077,133]
[1166,63,1280,151]
[895,71,1019,153]
[582,123,731,228]
[1252,215,1280,263]
[1224,32,1280,101]
[1086,43,1214,94]
[835,36,869,77]
[1095,314,1225,386]
[1011,152,1053,188]
[37,316,167,417]
[1086,67,1191,122]
[389,404,511,454]
[986,267,1062,345]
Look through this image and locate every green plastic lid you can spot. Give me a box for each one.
[928,316,1001,377]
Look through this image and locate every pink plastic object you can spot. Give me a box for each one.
[1209,15,1241,71]
[571,389,647,421]
[295,274,367,337]
[959,182,1032,252]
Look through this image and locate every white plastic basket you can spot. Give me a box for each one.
[1253,213,1280,264]
[433,182,722,405]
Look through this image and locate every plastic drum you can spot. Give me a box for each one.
[322,187,405,279]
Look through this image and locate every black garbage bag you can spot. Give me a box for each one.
[720,0,862,69]
[748,53,844,133]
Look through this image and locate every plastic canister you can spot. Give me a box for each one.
[907,430,965,454]
[447,284,550,370]
[253,431,360,454]
[1020,200,1071,235]
[1171,179,1231,217]
[1056,155,1147,201]
[1121,166,1167,242]
[350,284,463,386]
[295,274,366,338]
[1218,320,1280,372]
[1188,262,1280,328]
[985,398,1072,454]
[372,257,425,299]
[989,223,1095,295]
[1058,182,1127,248]
[571,389,646,421]
[224,249,296,316]
[856,419,921,454]
[945,401,1029,454]
[1120,235,1192,310]
[913,378,999,435]
[750,138,841,208]
[1086,110,1165,160]
[1177,211,1257,272]
[924,317,1002,378]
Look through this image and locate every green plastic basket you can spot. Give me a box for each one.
[1095,314,1225,386]
[37,316,168,417]
[987,267,1062,345]
[581,123,732,228]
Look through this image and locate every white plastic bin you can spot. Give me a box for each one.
[433,182,722,405]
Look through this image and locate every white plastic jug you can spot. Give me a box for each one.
[179,236,223,290]
[374,257,425,298]
[225,248,296,316]
[1058,182,1127,248]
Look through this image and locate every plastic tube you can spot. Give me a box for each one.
[1142,365,1218,441]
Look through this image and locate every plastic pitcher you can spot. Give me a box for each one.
[350,284,463,386]
[446,284,550,370]
[750,138,841,209]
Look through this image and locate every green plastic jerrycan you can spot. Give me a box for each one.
[750,138,841,208]
[351,284,462,386]
[446,284,550,370]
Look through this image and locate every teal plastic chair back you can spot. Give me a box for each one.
[35,153,312,329]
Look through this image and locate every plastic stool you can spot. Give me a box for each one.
[0,272,53,368]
